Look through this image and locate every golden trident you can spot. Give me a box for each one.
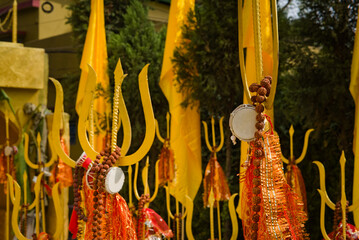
[156,112,195,240]
[23,131,58,233]
[202,116,224,240]
[50,59,155,168]
[7,173,63,240]
[281,125,314,166]
[314,151,359,240]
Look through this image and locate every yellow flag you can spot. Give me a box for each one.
[239,0,274,218]
[350,8,359,227]
[76,0,110,152]
[159,0,201,204]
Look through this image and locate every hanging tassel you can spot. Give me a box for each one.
[285,163,307,214]
[158,139,175,186]
[203,152,231,207]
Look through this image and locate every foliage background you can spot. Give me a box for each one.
[65,0,359,239]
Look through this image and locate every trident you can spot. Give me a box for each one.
[50,58,155,168]
[314,151,359,240]
[202,116,225,240]
[155,113,194,240]
[6,172,63,239]
[281,125,314,166]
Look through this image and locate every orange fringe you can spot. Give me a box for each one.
[84,185,137,239]
[241,132,309,240]
[203,153,231,207]
[158,140,175,186]
[285,164,307,214]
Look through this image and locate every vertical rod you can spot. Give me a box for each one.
[217,201,222,240]
[37,133,46,232]
[252,0,263,82]
[12,0,17,43]
[5,109,10,240]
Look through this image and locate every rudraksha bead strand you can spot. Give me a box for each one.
[248,76,272,240]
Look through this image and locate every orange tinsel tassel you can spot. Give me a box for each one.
[158,140,175,186]
[286,163,307,214]
[203,153,231,207]
[241,132,308,240]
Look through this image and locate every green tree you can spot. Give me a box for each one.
[275,1,358,238]
[172,0,242,238]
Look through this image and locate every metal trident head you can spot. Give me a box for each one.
[281,125,314,165]
[6,173,63,240]
[50,58,155,167]
[314,151,359,240]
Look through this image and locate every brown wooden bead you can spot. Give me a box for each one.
[100,151,105,156]
[253,169,260,177]
[251,222,259,231]
[93,210,98,214]
[256,114,265,123]
[98,206,104,211]
[255,122,264,130]
[252,196,261,204]
[103,164,109,170]
[257,87,267,96]
[98,213,102,218]
[252,204,261,212]
[97,226,101,230]
[252,178,261,186]
[254,131,263,139]
[255,104,264,113]
[98,175,104,180]
[252,213,260,223]
[251,95,257,103]
[93,197,98,202]
[98,199,104,205]
[253,159,261,167]
[92,227,97,232]
[261,78,271,86]
[93,191,98,196]
[254,149,263,158]
[251,232,258,240]
[252,187,261,195]
[94,204,98,209]
[249,83,261,93]
[264,75,272,83]
[101,169,107,174]
[256,95,265,103]
[254,139,263,148]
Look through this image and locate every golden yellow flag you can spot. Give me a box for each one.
[159,0,202,204]
[350,8,359,227]
[239,0,275,218]
[76,0,110,152]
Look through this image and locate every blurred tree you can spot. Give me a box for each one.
[275,1,358,239]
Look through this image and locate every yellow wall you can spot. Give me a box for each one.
[38,0,72,40]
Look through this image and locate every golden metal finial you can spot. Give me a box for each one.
[282,125,314,164]
[314,151,359,240]
[131,156,160,208]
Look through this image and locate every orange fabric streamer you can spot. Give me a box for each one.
[158,140,175,186]
[83,185,137,239]
[241,132,308,240]
[286,163,307,213]
[0,152,15,185]
[50,136,73,188]
[203,153,231,207]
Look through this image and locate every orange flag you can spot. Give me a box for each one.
[159,0,202,204]
[76,0,110,152]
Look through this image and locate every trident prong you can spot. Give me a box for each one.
[132,157,160,208]
[314,151,359,240]
[155,112,171,143]
[7,173,43,239]
[282,125,314,164]
[202,116,224,157]
[202,116,225,240]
